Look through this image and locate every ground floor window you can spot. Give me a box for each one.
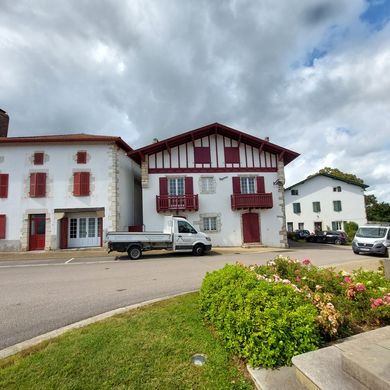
[203,216,217,231]
[68,217,101,247]
[332,221,343,230]
[298,222,304,230]
[287,222,293,232]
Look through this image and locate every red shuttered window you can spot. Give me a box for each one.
[159,177,168,195]
[77,151,87,164]
[0,174,9,198]
[0,215,5,239]
[232,177,241,193]
[224,147,240,163]
[30,173,47,197]
[73,172,90,196]
[257,176,265,193]
[33,152,44,165]
[194,147,211,164]
[185,177,193,195]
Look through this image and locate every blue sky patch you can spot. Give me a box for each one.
[360,0,390,30]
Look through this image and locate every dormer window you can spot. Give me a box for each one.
[224,147,240,163]
[291,189,299,195]
[194,147,211,164]
[77,151,87,164]
[33,152,44,165]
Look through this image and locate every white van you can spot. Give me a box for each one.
[352,224,390,257]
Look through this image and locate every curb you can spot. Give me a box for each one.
[0,290,197,360]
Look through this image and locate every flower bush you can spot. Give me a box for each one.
[200,255,390,368]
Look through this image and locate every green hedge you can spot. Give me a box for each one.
[200,264,320,368]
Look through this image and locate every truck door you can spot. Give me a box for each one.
[174,220,198,250]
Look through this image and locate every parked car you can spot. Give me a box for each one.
[352,224,390,257]
[295,229,311,239]
[306,231,347,245]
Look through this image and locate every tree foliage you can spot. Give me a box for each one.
[365,195,390,222]
[312,167,365,186]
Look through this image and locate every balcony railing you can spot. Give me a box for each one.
[231,193,273,210]
[156,194,199,212]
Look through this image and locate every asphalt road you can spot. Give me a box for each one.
[0,244,369,350]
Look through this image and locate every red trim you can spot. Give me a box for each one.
[185,176,194,195]
[224,147,240,164]
[149,167,277,173]
[215,134,219,168]
[251,146,255,167]
[77,151,87,164]
[60,217,68,249]
[231,193,273,210]
[232,177,241,194]
[128,225,143,232]
[194,146,211,164]
[34,152,44,165]
[0,214,5,239]
[73,172,90,196]
[257,176,265,193]
[159,177,168,195]
[0,174,9,198]
[99,217,103,247]
[156,194,199,212]
[30,172,46,197]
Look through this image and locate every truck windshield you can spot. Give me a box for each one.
[355,227,387,239]
[178,221,197,234]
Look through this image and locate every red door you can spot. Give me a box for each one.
[242,213,260,244]
[29,214,46,250]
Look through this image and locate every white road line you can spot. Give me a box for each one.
[0,260,117,269]
[65,258,75,264]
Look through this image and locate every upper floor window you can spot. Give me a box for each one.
[224,147,240,164]
[240,177,255,194]
[312,201,321,213]
[0,173,8,198]
[333,186,342,192]
[30,172,46,197]
[194,147,211,164]
[33,152,44,165]
[200,177,215,194]
[291,189,299,195]
[73,172,90,196]
[77,151,87,164]
[333,200,342,212]
[169,177,185,196]
[293,203,301,214]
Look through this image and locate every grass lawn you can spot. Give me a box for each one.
[0,293,254,390]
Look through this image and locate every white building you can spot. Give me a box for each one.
[285,173,368,233]
[0,130,141,251]
[129,123,299,247]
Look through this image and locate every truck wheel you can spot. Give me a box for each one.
[334,239,342,245]
[127,245,142,260]
[192,244,205,256]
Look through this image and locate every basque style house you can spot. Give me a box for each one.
[129,123,299,247]
[0,110,141,251]
[285,173,368,233]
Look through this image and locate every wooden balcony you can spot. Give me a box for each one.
[156,195,199,212]
[231,193,273,210]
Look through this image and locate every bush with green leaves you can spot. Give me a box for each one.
[200,264,320,368]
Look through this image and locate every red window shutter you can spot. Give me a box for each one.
[224,147,240,163]
[194,147,211,164]
[159,177,168,195]
[60,217,68,249]
[257,176,265,193]
[0,174,8,198]
[73,172,81,196]
[34,152,44,165]
[36,173,46,197]
[80,172,90,195]
[185,177,194,195]
[77,151,87,164]
[0,215,5,239]
[232,177,241,194]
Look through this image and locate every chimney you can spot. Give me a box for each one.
[0,109,9,137]
[265,136,269,142]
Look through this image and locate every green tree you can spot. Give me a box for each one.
[365,195,390,222]
[313,167,365,186]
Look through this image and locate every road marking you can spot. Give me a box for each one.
[0,260,117,269]
[65,258,74,264]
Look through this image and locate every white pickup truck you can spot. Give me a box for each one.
[106,216,212,259]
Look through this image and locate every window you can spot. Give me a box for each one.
[332,221,343,230]
[88,218,96,237]
[287,222,293,232]
[333,186,342,192]
[291,189,299,195]
[240,177,255,194]
[312,201,321,213]
[333,200,342,212]
[293,203,301,214]
[298,222,304,230]
[200,177,215,193]
[224,147,240,163]
[77,151,87,164]
[194,147,211,164]
[73,172,90,196]
[203,216,217,231]
[33,152,44,165]
[0,215,5,239]
[168,177,184,195]
[0,173,8,198]
[70,219,77,238]
[30,172,46,197]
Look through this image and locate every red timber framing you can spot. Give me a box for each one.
[231,176,273,210]
[156,176,199,212]
[129,123,299,172]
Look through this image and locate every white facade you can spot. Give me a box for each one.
[285,174,367,232]
[0,138,141,251]
[134,123,299,247]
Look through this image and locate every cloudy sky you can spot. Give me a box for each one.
[1,0,390,201]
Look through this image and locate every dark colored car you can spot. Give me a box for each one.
[306,230,347,245]
[295,229,311,239]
